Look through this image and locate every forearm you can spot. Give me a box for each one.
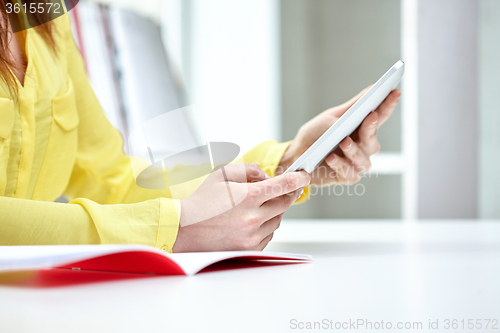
[0,197,99,245]
[0,196,180,252]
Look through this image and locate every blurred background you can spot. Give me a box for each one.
[71,0,499,220]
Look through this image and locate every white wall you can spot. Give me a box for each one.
[417,0,478,218]
[181,0,281,154]
[479,0,500,218]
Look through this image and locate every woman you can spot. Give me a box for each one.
[0,4,400,252]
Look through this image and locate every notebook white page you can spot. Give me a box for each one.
[0,245,313,276]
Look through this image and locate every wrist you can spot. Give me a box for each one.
[173,201,186,253]
[173,201,193,253]
[179,199,191,227]
[172,225,188,253]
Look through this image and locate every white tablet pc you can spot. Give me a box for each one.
[284,60,405,174]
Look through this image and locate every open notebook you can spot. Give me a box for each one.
[0,245,313,276]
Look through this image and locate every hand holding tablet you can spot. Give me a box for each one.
[284,60,405,175]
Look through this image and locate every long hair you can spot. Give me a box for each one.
[0,0,56,97]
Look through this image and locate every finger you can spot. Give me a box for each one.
[339,137,371,172]
[256,232,274,251]
[374,89,401,128]
[252,171,311,202]
[325,152,361,184]
[214,163,268,183]
[259,214,282,239]
[259,188,303,220]
[357,112,381,155]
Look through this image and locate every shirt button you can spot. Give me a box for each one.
[161,245,169,252]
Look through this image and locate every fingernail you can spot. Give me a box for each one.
[299,188,304,196]
[344,138,352,150]
[371,119,378,126]
[327,154,336,164]
[299,171,311,184]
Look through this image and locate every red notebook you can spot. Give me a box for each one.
[0,245,313,277]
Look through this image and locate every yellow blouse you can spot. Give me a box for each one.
[0,14,296,252]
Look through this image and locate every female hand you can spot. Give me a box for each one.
[277,88,401,186]
[172,163,311,252]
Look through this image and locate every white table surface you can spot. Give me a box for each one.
[1,220,499,333]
